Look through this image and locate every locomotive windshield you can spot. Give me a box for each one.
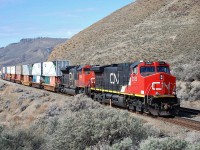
[140,66,155,76]
[157,66,170,74]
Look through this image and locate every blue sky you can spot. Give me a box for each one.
[0,0,133,47]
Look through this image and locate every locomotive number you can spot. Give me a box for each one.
[132,76,137,81]
[110,73,119,84]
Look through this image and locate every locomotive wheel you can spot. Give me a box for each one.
[128,105,136,112]
[136,106,143,113]
[148,107,159,116]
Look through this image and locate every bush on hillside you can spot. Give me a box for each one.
[139,137,192,150]
[176,82,200,101]
[185,131,200,145]
[172,64,200,82]
[0,126,45,150]
[66,94,102,112]
[111,137,133,150]
[45,109,148,150]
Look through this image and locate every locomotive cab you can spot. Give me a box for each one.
[128,61,179,116]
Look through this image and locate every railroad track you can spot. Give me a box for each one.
[157,117,200,131]
[179,107,200,115]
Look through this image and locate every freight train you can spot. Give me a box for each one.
[1,60,180,116]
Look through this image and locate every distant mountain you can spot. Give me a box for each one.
[0,37,67,67]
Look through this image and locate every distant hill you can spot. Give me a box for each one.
[0,37,67,67]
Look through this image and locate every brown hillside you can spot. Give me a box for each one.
[49,0,200,67]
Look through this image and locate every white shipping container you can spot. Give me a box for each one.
[22,64,32,75]
[32,63,42,76]
[7,66,11,74]
[42,61,70,76]
[16,65,22,74]
[2,67,6,73]
[11,66,16,74]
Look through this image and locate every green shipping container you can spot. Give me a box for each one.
[45,76,50,84]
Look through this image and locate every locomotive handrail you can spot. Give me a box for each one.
[146,83,152,104]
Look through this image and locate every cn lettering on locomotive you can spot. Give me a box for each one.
[110,73,119,84]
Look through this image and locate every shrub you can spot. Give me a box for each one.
[20,104,29,112]
[139,137,188,150]
[46,105,61,117]
[0,128,45,150]
[46,109,148,150]
[111,137,133,150]
[66,94,102,112]
[4,100,10,110]
[13,88,24,93]
[176,81,200,101]
[185,131,200,145]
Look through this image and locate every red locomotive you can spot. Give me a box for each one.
[59,65,95,95]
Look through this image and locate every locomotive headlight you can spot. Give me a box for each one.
[172,90,176,95]
[160,74,163,80]
[156,92,160,96]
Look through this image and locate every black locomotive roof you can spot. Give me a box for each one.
[130,61,140,68]
[90,65,111,73]
[91,63,134,73]
[76,65,83,71]
[60,65,76,73]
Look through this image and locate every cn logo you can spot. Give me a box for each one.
[110,73,119,84]
[152,82,162,90]
[152,82,171,91]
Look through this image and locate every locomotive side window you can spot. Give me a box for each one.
[133,66,137,74]
[157,66,170,74]
[83,68,90,74]
[140,66,155,76]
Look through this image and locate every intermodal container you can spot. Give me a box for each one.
[16,65,22,74]
[42,61,70,76]
[32,63,42,76]
[22,64,33,75]
[11,66,16,74]
[2,67,6,74]
[7,66,11,74]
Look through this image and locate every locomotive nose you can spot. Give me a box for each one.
[144,72,176,96]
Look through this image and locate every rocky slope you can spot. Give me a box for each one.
[0,37,67,67]
[48,0,200,101]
